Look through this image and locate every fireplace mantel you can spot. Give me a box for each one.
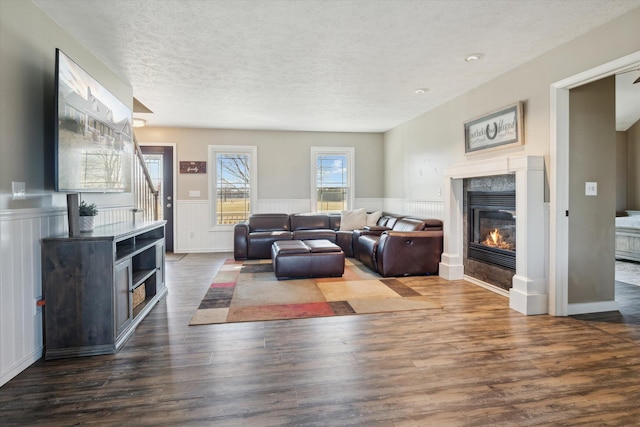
[439,155,547,315]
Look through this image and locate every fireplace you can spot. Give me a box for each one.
[440,155,547,315]
[468,191,516,270]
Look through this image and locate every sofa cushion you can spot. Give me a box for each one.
[386,216,400,228]
[247,231,293,259]
[339,208,366,231]
[392,218,426,232]
[366,211,382,226]
[290,214,330,230]
[377,216,391,226]
[329,214,341,231]
[304,239,342,253]
[249,214,290,232]
[293,229,337,242]
[272,240,309,254]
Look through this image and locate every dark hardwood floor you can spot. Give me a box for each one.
[1,253,639,426]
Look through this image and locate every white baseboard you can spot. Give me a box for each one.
[0,347,42,387]
[567,300,619,315]
[463,275,510,297]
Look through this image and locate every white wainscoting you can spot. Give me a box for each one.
[255,199,385,214]
[256,199,312,213]
[384,199,445,220]
[355,198,385,213]
[0,208,67,387]
[93,206,135,227]
[175,200,229,253]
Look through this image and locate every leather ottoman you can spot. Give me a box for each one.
[271,239,345,279]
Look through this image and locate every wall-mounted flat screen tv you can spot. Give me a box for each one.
[55,49,133,192]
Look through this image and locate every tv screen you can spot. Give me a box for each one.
[55,49,133,192]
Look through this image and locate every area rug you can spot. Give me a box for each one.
[189,258,442,325]
[616,260,640,286]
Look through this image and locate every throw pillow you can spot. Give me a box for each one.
[339,208,366,231]
[366,210,382,226]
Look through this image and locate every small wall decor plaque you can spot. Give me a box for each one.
[180,161,206,174]
[464,102,524,154]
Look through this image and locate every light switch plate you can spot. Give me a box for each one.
[585,181,597,196]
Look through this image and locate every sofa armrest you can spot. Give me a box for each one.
[423,219,443,230]
[364,225,390,233]
[352,226,389,255]
[335,230,354,257]
[233,222,250,260]
[376,230,444,277]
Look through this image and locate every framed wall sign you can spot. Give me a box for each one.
[179,161,206,174]
[464,102,524,154]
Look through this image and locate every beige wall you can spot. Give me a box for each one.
[384,8,640,203]
[133,127,384,203]
[627,119,640,210]
[0,0,134,211]
[568,77,616,304]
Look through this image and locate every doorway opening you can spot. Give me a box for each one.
[550,51,640,316]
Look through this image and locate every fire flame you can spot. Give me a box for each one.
[482,228,514,250]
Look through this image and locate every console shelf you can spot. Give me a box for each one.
[41,221,167,360]
[132,269,156,288]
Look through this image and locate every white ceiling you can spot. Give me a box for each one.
[33,0,640,133]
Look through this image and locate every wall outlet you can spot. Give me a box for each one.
[585,181,597,196]
[12,181,26,200]
[189,190,201,197]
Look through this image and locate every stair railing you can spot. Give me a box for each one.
[133,132,159,221]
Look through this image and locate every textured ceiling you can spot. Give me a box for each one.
[33,0,640,132]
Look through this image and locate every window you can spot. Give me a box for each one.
[311,147,354,213]
[141,153,164,220]
[209,145,257,226]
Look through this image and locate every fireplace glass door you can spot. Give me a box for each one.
[468,191,516,270]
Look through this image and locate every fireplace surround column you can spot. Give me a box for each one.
[439,155,547,315]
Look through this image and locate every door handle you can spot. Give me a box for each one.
[166,203,172,208]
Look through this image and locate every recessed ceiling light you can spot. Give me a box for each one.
[465,53,484,62]
[132,118,147,127]
[414,88,429,94]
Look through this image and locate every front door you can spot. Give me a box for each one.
[141,146,174,252]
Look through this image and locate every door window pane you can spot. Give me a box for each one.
[142,153,163,220]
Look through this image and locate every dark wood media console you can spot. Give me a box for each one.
[41,221,167,360]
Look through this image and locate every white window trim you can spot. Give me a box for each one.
[208,145,258,229]
[310,146,354,213]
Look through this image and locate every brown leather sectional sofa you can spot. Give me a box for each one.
[234,212,443,277]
